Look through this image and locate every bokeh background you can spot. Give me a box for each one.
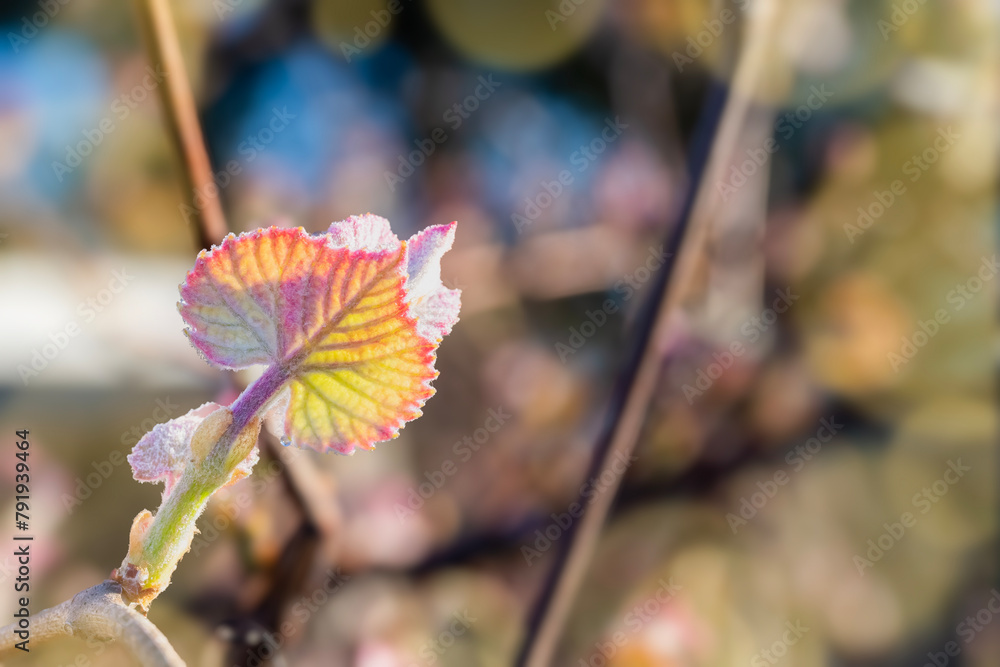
[0,0,997,665]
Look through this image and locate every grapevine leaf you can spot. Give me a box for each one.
[178,216,461,454]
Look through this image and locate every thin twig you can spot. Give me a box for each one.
[0,581,185,666]
[515,2,782,665]
[133,0,228,248]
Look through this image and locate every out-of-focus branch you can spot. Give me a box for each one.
[263,433,343,562]
[134,0,228,249]
[516,2,783,665]
[0,581,184,666]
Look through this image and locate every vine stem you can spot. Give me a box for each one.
[0,370,289,663]
[514,0,782,664]
[0,581,184,666]
[132,364,290,594]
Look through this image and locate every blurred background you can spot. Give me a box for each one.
[0,0,997,665]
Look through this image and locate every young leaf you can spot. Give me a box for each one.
[127,402,259,497]
[179,216,460,454]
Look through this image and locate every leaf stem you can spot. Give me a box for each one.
[220,363,291,459]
